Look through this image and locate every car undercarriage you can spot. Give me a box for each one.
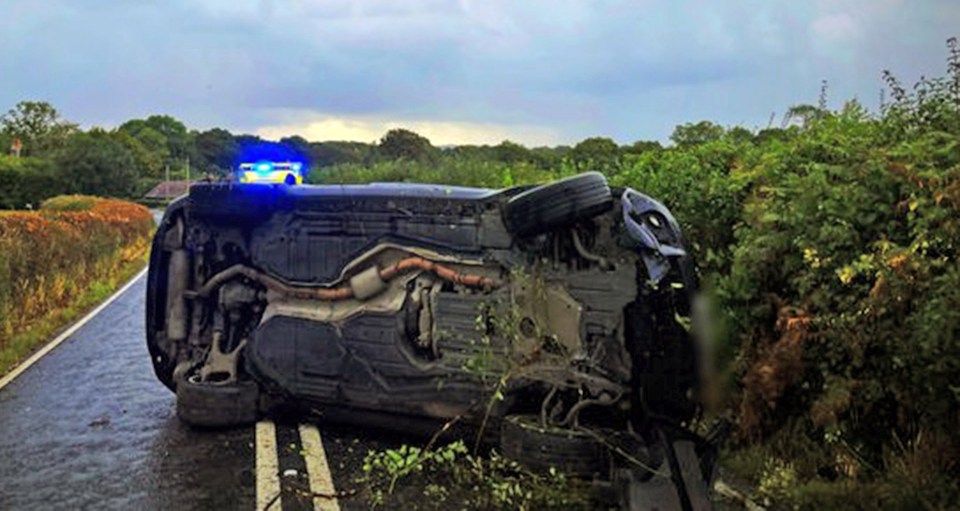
[146,172,723,509]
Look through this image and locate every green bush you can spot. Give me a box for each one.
[0,155,63,209]
[719,95,959,439]
[693,46,960,506]
[53,129,139,198]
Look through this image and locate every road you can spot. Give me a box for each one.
[0,271,402,511]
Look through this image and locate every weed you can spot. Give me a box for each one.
[360,440,592,510]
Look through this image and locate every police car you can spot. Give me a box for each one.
[237,161,304,185]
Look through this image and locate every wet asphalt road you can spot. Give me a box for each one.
[0,272,403,511]
[0,274,257,509]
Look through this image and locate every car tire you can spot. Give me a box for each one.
[503,172,613,236]
[284,174,296,185]
[500,414,609,477]
[176,375,260,428]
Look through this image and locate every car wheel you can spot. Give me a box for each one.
[284,174,296,185]
[499,414,609,477]
[176,375,260,428]
[503,172,613,236]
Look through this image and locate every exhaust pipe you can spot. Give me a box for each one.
[166,249,189,342]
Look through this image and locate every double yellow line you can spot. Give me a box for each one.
[256,420,341,511]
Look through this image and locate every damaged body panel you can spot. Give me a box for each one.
[146,172,719,509]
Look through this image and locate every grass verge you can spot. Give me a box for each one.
[0,250,149,378]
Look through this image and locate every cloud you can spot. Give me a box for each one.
[811,12,863,43]
[0,0,955,144]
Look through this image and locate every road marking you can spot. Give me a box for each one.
[299,424,341,511]
[0,267,148,392]
[256,420,283,510]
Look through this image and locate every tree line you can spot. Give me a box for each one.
[0,98,802,209]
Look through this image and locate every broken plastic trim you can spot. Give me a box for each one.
[621,189,688,284]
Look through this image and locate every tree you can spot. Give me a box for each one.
[195,128,238,175]
[144,115,191,160]
[446,144,494,162]
[234,134,263,148]
[0,155,61,209]
[309,141,376,166]
[754,127,797,145]
[114,128,170,179]
[134,127,171,176]
[494,140,532,163]
[669,121,725,147]
[378,128,435,162]
[120,115,193,164]
[55,129,138,197]
[279,135,312,167]
[623,140,663,155]
[0,131,11,156]
[725,126,755,144]
[571,137,620,167]
[1,101,77,156]
[529,146,564,169]
[117,119,149,137]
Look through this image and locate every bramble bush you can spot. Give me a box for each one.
[0,196,154,366]
[628,40,960,506]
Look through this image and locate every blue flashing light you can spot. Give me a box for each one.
[256,162,273,173]
[292,162,302,172]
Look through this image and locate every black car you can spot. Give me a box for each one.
[146,172,719,502]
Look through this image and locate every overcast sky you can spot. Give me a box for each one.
[1,0,957,145]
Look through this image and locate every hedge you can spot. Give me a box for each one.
[0,196,154,366]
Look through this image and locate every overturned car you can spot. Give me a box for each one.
[147,172,720,506]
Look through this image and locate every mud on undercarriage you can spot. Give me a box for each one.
[146,172,725,509]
